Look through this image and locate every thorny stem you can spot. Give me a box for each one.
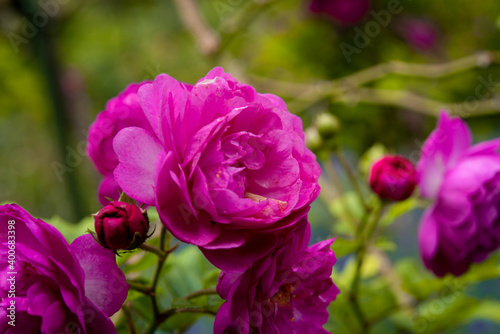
[141,226,180,334]
[140,243,167,259]
[248,51,500,117]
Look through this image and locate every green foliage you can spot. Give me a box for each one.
[44,215,94,243]
[116,242,222,333]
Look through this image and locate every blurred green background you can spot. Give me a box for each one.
[2,0,500,332]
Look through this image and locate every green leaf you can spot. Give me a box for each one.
[329,192,364,235]
[359,143,388,175]
[414,295,480,334]
[374,237,397,252]
[44,215,94,243]
[461,254,500,284]
[469,300,500,324]
[331,237,360,258]
[395,258,457,300]
[380,198,420,227]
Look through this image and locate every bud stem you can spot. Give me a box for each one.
[336,149,368,211]
[140,243,167,259]
[127,281,153,296]
[184,288,218,300]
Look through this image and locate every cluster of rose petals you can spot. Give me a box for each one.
[214,217,339,334]
[310,0,370,25]
[0,204,128,333]
[112,67,321,270]
[369,155,417,201]
[417,112,500,276]
[87,82,153,205]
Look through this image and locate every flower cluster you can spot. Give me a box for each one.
[0,204,128,333]
[86,67,338,332]
[368,112,500,277]
[215,218,339,334]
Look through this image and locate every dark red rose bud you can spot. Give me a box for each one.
[369,155,417,201]
[94,201,149,250]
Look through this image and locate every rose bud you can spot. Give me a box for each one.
[316,112,341,139]
[369,155,417,201]
[95,201,150,250]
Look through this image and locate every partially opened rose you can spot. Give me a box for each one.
[112,67,321,270]
[417,112,500,276]
[214,217,339,333]
[0,204,128,333]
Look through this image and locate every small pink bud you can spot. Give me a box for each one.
[369,155,417,201]
[94,201,149,250]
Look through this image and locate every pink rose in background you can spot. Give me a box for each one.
[398,17,439,51]
[87,82,153,205]
[112,67,321,271]
[310,0,370,25]
[0,204,128,333]
[369,155,417,201]
[417,112,500,276]
[214,218,339,334]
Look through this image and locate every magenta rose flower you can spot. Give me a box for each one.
[417,112,500,276]
[112,67,321,271]
[0,203,128,333]
[369,155,417,201]
[214,217,339,334]
[87,82,153,205]
[310,0,370,25]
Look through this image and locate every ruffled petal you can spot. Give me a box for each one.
[418,111,472,199]
[113,127,164,205]
[418,207,440,267]
[156,152,220,246]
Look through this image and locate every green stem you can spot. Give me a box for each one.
[184,288,218,300]
[158,307,217,324]
[213,0,274,59]
[336,150,368,211]
[127,281,153,296]
[121,303,138,334]
[145,227,180,334]
[323,159,357,228]
[140,243,167,259]
[349,202,385,333]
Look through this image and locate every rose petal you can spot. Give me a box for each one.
[98,175,121,206]
[418,111,472,199]
[70,235,128,316]
[113,127,164,205]
[156,152,220,246]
